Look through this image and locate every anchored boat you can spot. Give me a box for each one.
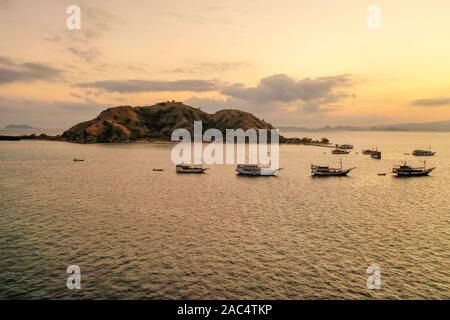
[412,148,435,156]
[236,164,281,176]
[176,164,208,174]
[338,144,354,150]
[311,160,355,177]
[370,150,382,159]
[392,161,435,177]
[331,148,350,155]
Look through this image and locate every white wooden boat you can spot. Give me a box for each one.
[236,164,281,176]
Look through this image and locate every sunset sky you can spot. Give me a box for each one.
[1,0,450,128]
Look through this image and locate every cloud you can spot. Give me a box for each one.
[184,97,233,113]
[0,57,63,85]
[0,96,105,128]
[170,62,250,74]
[221,74,354,104]
[0,0,11,9]
[67,47,101,63]
[168,12,231,25]
[43,3,119,64]
[0,56,15,66]
[411,97,450,107]
[44,35,62,43]
[77,79,219,93]
[64,3,119,44]
[192,74,356,115]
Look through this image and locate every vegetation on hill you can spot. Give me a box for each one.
[43,101,330,146]
[62,101,277,143]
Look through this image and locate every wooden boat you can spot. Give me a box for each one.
[176,164,208,174]
[370,150,382,159]
[331,148,350,155]
[152,168,164,172]
[362,149,373,155]
[392,161,435,177]
[73,158,85,162]
[236,164,281,176]
[412,149,435,156]
[311,160,355,177]
[338,144,353,150]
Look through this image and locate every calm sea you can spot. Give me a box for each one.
[0,131,449,299]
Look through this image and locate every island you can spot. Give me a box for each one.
[4,124,34,129]
[0,101,331,146]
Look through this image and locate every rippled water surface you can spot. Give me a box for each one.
[0,131,449,299]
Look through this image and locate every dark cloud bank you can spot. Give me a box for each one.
[0,57,63,84]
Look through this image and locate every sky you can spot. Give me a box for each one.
[0,0,450,128]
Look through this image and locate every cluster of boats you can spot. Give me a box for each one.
[175,163,282,176]
[331,144,353,155]
[361,148,382,159]
[333,145,436,162]
[175,159,435,178]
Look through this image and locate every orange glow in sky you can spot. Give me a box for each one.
[0,0,449,128]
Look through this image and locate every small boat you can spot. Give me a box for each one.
[331,148,350,155]
[377,173,387,176]
[236,164,281,176]
[152,168,164,172]
[338,144,353,150]
[392,161,435,177]
[311,160,355,177]
[362,149,373,155]
[176,164,208,174]
[412,148,435,156]
[370,150,382,159]
[73,158,84,162]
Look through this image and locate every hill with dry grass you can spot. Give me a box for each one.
[62,101,274,143]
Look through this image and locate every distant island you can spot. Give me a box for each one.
[279,120,450,132]
[4,124,34,129]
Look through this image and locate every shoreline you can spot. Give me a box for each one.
[0,134,333,147]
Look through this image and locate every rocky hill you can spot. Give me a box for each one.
[62,101,274,143]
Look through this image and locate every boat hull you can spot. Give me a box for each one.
[176,165,208,173]
[412,153,435,157]
[394,168,434,177]
[176,168,207,174]
[312,169,352,177]
[370,153,381,159]
[236,166,279,176]
[331,150,350,155]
